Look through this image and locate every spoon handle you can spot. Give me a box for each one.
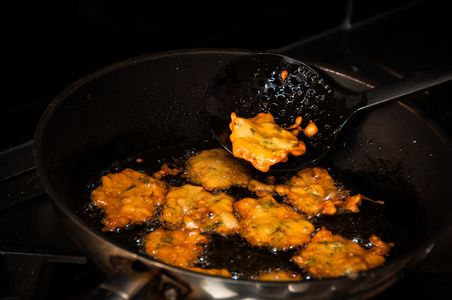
[358,65,452,112]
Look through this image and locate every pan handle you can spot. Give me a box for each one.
[358,64,452,111]
[85,262,161,300]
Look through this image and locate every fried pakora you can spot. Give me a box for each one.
[234,195,314,250]
[247,179,276,197]
[184,148,251,190]
[161,184,239,235]
[292,227,393,279]
[145,227,207,267]
[229,112,306,172]
[255,270,302,281]
[275,167,362,216]
[91,168,167,232]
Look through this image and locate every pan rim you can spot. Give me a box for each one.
[33,48,452,287]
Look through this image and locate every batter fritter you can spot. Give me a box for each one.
[229,112,306,172]
[91,168,167,232]
[234,195,314,250]
[275,167,362,216]
[145,227,207,267]
[161,184,240,235]
[292,227,393,279]
[184,148,251,190]
[255,270,302,281]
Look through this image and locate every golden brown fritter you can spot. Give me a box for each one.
[145,227,208,267]
[292,227,393,279]
[91,168,167,232]
[184,148,251,191]
[247,179,276,197]
[275,167,362,216]
[368,234,395,256]
[234,195,314,250]
[229,112,306,172]
[161,184,239,235]
[254,270,302,281]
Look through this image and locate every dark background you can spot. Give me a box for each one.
[3,0,425,150]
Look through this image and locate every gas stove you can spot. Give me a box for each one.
[1,1,452,299]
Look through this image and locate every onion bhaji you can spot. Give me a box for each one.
[275,167,362,216]
[229,112,306,172]
[292,227,393,279]
[184,148,251,190]
[161,184,240,235]
[145,227,207,267]
[247,179,276,197]
[234,195,315,250]
[91,168,167,232]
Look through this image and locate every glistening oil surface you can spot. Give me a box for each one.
[78,140,425,280]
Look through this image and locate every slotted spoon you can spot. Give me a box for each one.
[206,53,452,171]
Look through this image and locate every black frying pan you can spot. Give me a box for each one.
[34,49,452,299]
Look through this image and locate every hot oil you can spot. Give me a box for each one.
[77,142,210,253]
[78,140,416,280]
[197,234,304,280]
[324,165,427,258]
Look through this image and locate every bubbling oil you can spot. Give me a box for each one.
[78,140,420,280]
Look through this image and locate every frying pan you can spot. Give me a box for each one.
[33,49,452,299]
